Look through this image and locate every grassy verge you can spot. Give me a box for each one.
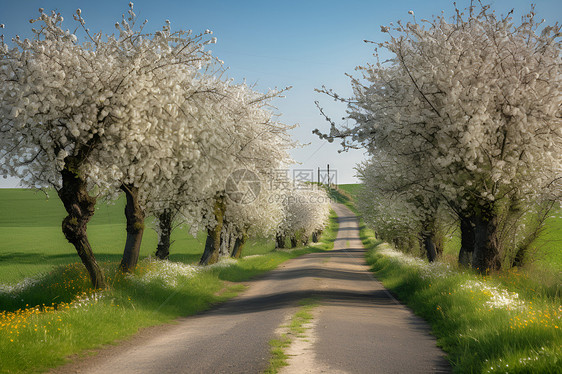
[326,186,359,214]
[265,298,319,374]
[0,212,338,374]
[360,227,561,373]
[332,183,561,371]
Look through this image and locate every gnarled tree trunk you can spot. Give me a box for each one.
[458,217,475,267]
[199,196,226,265]
[471,206,500,273]
[58,157,106,289]
[421,218,442,263]
[120,184,145,273]
[311,230,322,243]
[422,232,438,262]
[155,208,173,260]
[231,233,248,259]
[276,233,286,248]
[219,222,235,258]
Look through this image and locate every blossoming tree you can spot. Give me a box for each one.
[315,3,561,271]
[275,186,332,248]
[355,154,447,261]
[0,5,219,286]
[197,84,296,265]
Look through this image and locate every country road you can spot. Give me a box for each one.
[52,203,450,374]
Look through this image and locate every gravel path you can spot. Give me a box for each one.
[52,203,450,374]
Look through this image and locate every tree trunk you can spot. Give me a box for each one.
[276,233,286,249]
[421,218,442,262]
[199,196,226,265]
[290,236,298,248]
[231,233,248,259]
[422,232,438,262]
[58,157,106,289]
[155,208,173,260]
[119,184,145,273]
[311,230,320,243]
[458,217,475,267]
[219,222,235,258]
[471,207,500,273]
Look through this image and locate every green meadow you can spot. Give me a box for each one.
[0,187,339,373]
[0,188,275,284]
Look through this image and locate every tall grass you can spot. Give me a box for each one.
[361,227,561,373]
[0,211,338,374]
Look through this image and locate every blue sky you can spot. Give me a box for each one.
[1,0,560,187]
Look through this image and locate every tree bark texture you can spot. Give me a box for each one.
[58,157,106,289]
[471,207,500,273]
[119,184,145,273]
[231,233,248,259]
[290,236,298,248]
[199,196,226,265]
[422,232,438,262]
[219,223,235,258]
[276,233,286,249]
[458,217,475,267]
[421,218,442,262]
[155,209,173,260]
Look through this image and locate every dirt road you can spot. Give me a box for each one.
[53,203,450,374]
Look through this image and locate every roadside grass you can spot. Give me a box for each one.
[0,188,213,283]
[265,298,319,374]
[336,183,363,200]
[0,211,338,374]
[531,205,562,270]
[326,185,359,214]
[335,185,561,372]
[360,229,561,373]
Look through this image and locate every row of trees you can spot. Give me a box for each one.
[0,5,331,288]
[315,3,561,271]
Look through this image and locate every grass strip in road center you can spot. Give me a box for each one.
[265,298,319,374]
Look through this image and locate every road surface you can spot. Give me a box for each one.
[53,203,450,374]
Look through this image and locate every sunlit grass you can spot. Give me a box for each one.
[0,212,338,374]
[361,228,561,373]
[334,185,561,372]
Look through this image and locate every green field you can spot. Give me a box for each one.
[0,188,274,284]
[0,188,339,373]
[336,183,364,199]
